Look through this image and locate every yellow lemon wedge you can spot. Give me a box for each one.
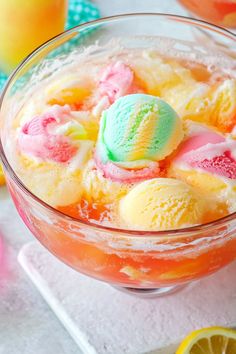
[0,164,5,186]
[176,327,236,354]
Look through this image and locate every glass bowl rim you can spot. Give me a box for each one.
[1,12,236,238]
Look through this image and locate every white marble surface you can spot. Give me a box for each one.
[0,1,188,354]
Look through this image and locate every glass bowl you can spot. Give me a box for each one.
[1,14,236,298]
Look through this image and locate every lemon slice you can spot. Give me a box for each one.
[0,164,5,186]
[176,327,236,354]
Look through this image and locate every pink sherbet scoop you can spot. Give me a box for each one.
[99,61,136,103]
[174,130,236,179]
[18,105,77,163]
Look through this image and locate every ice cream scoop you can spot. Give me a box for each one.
[85,92,184,203]
[170,126,236,180]
[92,61,139,117]
[18,105,88,163]
[99,61,135,104]
[169,123,236,211]
[16,105,93,207]
[96,94,184,169]
[119,178,207,230]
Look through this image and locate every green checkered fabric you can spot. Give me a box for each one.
[0,0,100,90]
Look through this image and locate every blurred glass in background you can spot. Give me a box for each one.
[179,0,236,28]
[0,0,68,74]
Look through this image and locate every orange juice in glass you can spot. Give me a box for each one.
[179,0,236,28]
[0,0,68,74]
